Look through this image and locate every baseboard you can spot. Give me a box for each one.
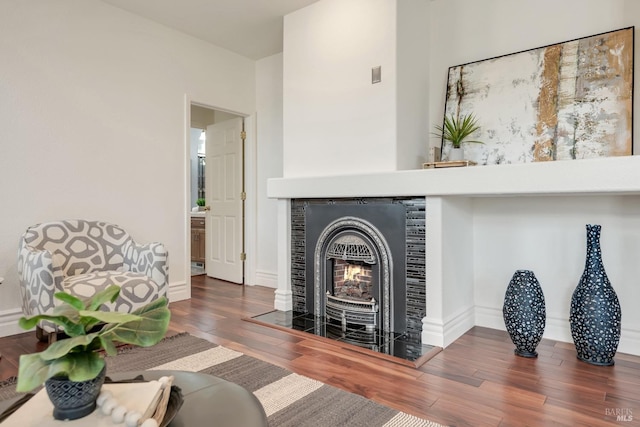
[274,288,292,311]
[255,270,278,289]
[168,280,190,302]
[422,305,475,348]
[443,305,476,347]
[474,305,506,331]
[619,328,640,356]
[475,305,573,342]
[421,317,445,347]
[0,308,27,338]
[475,305,640,356]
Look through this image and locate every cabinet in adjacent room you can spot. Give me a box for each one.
[191,217,206,264]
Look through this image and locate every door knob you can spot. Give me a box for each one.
[203,206,211,211]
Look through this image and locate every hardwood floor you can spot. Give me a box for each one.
[1,276,638,426]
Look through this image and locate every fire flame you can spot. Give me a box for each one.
[344,264,362,282]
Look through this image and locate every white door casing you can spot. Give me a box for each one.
[205,117,244,283]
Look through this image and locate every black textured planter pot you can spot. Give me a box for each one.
[503,270,546,358]
[45,366,106,420]
[570,224,621,366]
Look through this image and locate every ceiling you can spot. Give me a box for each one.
[100,0,321,60]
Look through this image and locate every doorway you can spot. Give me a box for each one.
[189,103,245,284]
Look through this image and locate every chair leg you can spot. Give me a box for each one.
[36,325,47,342]
[36,325,58,344]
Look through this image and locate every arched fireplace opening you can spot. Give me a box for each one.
[315,220,392,334]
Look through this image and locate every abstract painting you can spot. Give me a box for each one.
[441,27,634,165]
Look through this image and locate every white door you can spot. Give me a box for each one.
[205,117,244,283]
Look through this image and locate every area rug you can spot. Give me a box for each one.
[0,333,445,427]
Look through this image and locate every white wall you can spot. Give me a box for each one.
[191,105,217,130]
[0,0,255,337]
[473,196,640,354]
[254,54,284,288]
[424,197,476,347]
[283,0,398,177]
[396,0,430,169]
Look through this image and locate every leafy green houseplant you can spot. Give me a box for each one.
[196,198,206,207]
[432,113,483,149]
[17,285,171,393]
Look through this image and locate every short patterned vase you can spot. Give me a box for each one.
[570,224,621,366]
[45,366,106,420]
[503,270,546,358]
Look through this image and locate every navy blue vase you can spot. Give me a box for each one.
[45,366,106,420]
[503,270,546,358]
[569,224,621,366]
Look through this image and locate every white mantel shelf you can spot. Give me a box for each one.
[268,156,640,199]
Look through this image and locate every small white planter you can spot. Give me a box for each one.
[448,147,463,161]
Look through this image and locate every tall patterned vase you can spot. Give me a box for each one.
[570,224,621,366]
[503,270,546,358]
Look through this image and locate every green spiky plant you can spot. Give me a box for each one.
[432,113,483,148]
[16,285,170,393]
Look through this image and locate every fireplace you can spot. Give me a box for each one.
[288,197,427,357]
[319,221,387,332]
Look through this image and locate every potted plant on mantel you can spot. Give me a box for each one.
[432,113,483,161]
[16,285,170,421]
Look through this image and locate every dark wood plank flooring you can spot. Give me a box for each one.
[1,276,638,426]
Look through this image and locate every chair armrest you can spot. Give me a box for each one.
[123,241,169,296]
[17,240,64,317]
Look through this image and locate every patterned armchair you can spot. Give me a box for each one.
[18,220,168,341]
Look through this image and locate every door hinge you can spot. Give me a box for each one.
[240,191,246,200]
[240,130,246,140]
[240,252,246,261]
